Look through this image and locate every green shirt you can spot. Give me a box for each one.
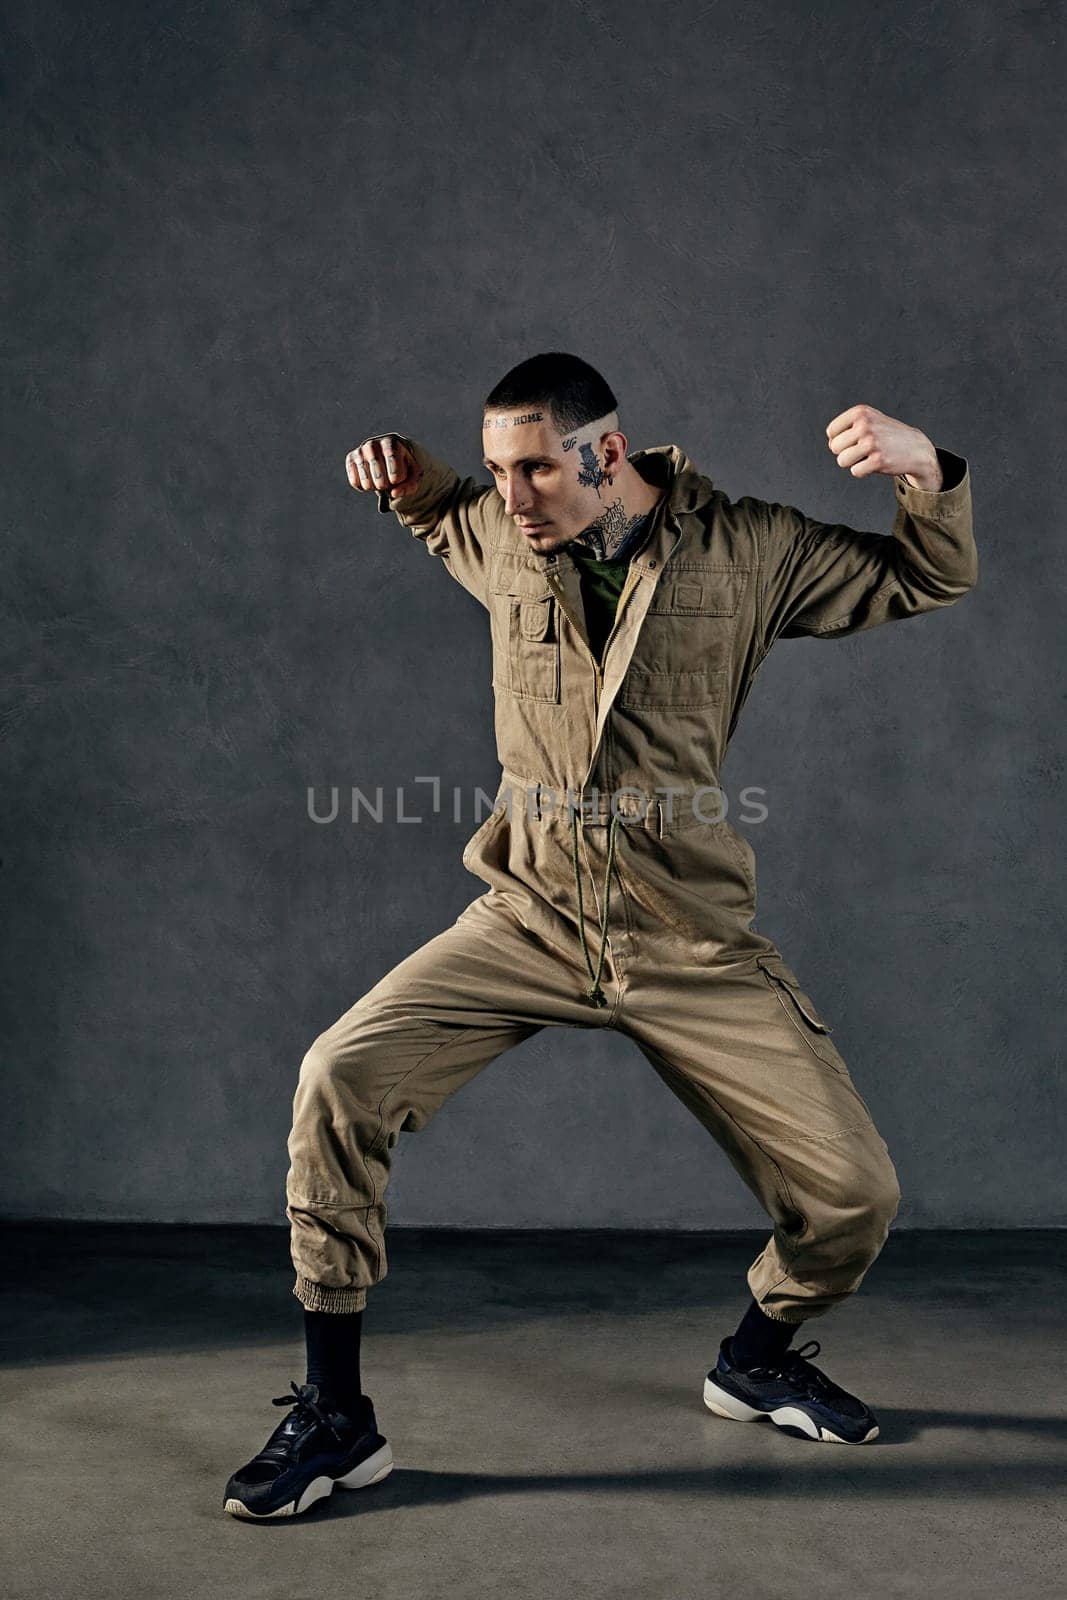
[568,506,657,663]
[568,544,631,663]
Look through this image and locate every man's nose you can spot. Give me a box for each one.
[503,476,530,516]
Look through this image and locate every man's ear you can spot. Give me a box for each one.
[602,430,628,473]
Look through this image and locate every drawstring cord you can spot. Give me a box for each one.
[569,805,620,1008]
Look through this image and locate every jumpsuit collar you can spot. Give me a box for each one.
[531,443,716,578]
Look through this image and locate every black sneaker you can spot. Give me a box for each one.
[223,1380,393,1520]
[703,1337,879,1444]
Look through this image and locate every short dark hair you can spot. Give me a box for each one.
[484,351,618,435]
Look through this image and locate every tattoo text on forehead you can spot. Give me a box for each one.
[562,435,578,450]
[485,412,544,428]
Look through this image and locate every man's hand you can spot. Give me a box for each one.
[345,433,423,498]
[826,405,943,491]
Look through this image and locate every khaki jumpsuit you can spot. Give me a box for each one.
[286,435,976,1321]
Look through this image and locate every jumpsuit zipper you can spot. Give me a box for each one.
[547,560,641,1007]
[571,570,639,1007]
[570,805,620,1008]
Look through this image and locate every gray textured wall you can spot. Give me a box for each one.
[2,0,1062,1228]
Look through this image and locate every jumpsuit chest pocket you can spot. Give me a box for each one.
[619,564,748,710]
[488,553,561,704]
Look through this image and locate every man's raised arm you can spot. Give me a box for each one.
[345,431,504,608]
[756,404,978,655]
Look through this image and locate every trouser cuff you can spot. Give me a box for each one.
[754,1303,813,1325]
[293,1274,368,1313]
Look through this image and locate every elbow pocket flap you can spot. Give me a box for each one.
[756,955,832,1033]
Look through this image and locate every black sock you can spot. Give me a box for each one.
[728,1298,798,1370]
[303,1308,364,1412]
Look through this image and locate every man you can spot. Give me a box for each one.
[224,351,976,1519]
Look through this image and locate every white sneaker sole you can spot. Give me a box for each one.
[224,1440,395,1519]
[703,1375,879,1444]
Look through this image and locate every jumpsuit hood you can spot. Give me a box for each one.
[621,442,716,520]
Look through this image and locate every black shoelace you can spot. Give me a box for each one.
[743,1339,839,1398]
[269,1380,343,1443]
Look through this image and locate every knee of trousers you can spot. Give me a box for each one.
[292,1011,456,1137]
[289,1037,385,1152]
[294,1029,391,1100]
[292,1039,342,1111]
[835,1147,902,1253]
[295,1038,343,1096]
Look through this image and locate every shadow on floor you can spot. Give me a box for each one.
[1,1223,1064,1376]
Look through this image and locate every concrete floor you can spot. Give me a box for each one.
[1,1225,1064,1600]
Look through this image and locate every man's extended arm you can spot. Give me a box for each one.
[348,432,503,609]
[756,423,976,653]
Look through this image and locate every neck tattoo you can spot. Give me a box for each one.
[574,498,652,562]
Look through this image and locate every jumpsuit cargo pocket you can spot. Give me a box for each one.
[619,665,726,709]
[489,551,562,705]
[756,955,846,1074]
[618,564,747,710]
[506,594,560,703]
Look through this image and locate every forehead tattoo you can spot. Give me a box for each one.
[485,411,544,429]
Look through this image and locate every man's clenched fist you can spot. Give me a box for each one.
[345,434,422,499]
[826,405,943,491]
